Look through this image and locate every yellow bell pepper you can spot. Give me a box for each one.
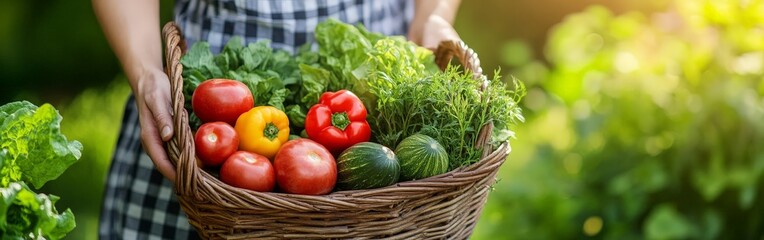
[234,106,290,159]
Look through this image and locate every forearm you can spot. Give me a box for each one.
[412,0,461,25]
[409,0,462,48]
[93,0,163,91]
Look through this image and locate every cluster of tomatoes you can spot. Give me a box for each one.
[191,79,370,195]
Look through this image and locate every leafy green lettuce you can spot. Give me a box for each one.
[0,101,79,239]
[313,18,375,92]
[0,101,81,189]
[0,182,75,240]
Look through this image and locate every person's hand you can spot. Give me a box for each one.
[409,15,461,50]
[133,68,177,182]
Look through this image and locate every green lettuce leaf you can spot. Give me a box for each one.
[216,37,243,72]
[0,182,75,240]
[241,40,272,71]
[298,64,330,106]
[0,143,21,188]
[285,105,307,129]
[267,88,290,111]
[314,18,373,92]
[180,41,222,78]
[0,102,81,189]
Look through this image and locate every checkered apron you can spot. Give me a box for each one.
[99,1,412,239]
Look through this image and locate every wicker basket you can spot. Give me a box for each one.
[162,21,511,240]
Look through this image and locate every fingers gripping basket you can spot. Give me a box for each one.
[162,21,511,239]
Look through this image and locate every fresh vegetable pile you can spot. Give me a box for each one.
[0,101,79,239]
[181,18,525,194]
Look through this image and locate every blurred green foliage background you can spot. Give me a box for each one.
[2,0,763,239]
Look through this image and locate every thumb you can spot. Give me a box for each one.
[149,99,175,141]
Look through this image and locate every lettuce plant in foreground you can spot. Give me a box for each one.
[0,101,80,239]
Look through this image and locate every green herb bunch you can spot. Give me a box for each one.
[367,66,525,169]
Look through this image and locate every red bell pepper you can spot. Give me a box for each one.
[305,90,371,154]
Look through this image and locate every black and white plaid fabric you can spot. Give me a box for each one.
[175,0,413,53]
[99,1,412,239]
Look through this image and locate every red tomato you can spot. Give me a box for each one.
[220,151,276,192]
[194,122,239,167]
[274,139,337,195]
[192,79,254,125]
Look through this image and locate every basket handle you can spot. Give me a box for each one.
[162,21,198,197]
[433,40,494,158]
